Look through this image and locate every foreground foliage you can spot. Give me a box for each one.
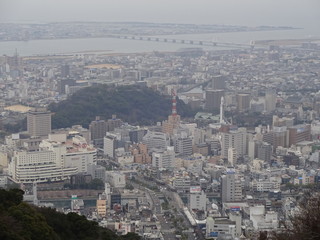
[0,189,141,240]
[258,192,320,240]
[272,192,320,240]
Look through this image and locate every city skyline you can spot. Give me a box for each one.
[1,1,320,239]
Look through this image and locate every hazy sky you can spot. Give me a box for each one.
[1,0,320,28]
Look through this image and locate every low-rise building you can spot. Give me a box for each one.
[106,171,126,188]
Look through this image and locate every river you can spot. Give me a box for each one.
[0,27,319,56]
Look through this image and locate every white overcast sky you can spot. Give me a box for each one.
[1,0,319,28]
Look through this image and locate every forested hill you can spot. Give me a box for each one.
[49,85,195,129]
[0,189,140,240]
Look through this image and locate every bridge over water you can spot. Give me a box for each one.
[106,34,256,49]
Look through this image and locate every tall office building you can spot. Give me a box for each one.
[248,140,256,160]
[288,124,311,146]
[130,143,151,164]
[220,96,225,124]
[27,108,51,137]
[57,78,75,94]
[221,128,247,160]
[104,133,118,159]
[106,115,123,132]
[189,189,206,211]
[96,195,107,218]
[227,147,237,166]
[257,142,273,163]
[90,115,123,148]
[152,146,175,169]
[265,89,277,113]
[129,128,147,143]
[142,131,170,152]
[205,89,224,112]
[174,136,193,157]
[237,93,251,112]
[211,75,226,90]
[250,97,265,113]
[263,126,288,150]
[60,64,70,78]
[89,116,107,141]
[221,171,242,203]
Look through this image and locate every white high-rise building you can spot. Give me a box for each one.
[65,148,96,174]
[142,131,169,152]
[9,150,78,183]
[248,140,256,160]
[152,146,175,169]
[42,135,96,174]
[193,128,206,145]
[220,96,225,124]
[189,189,206,211]
[104,133,118,159]
[265,89,277,113]
[221,171,242,203]
[221,128,247,159]
[227,147,237,166]
[9,135,96,183]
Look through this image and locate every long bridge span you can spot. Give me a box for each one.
[106,34,256,49]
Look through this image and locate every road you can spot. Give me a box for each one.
[131,181,175,239]
[132,175,205,240]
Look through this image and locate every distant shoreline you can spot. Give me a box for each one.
[21,51,163,60]
[255,38,320,46]
[0,24,299,43]
[1,27,313,57]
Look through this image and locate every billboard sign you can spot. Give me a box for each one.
[190,186,201,193]
[230,206,241,211]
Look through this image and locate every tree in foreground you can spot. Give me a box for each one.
[270,192,320,240]
[0,188,141,240]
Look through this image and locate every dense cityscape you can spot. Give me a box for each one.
[1,14,320,240]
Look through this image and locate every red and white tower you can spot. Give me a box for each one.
[162,89,181,135]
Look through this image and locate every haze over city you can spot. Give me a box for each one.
[1,1,320,240]
[1,0,320,30]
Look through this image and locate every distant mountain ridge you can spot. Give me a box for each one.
[49,84,195,129]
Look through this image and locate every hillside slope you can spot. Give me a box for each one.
[49,85,195,128]
[0,188,140,240]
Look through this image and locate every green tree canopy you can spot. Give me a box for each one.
[49,84,195,128]
[0,188,141,240]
